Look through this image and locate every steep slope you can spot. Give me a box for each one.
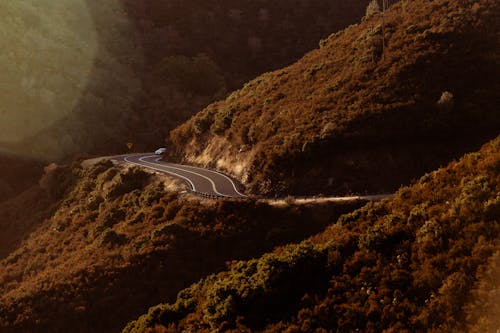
[0,153,43,202]
[125,135,500,332]
[0,0,368,160]
[122,0,371,89]
[168,0,500,196]
[0,187,54,259]
[0,161,366,333]
[465,250,500,332]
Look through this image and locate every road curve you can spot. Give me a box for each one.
[112,153,246,198]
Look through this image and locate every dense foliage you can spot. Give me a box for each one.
[1,2,498,333]
[121,0,370,88]
[125,136,500,332]
[169,0,500,196]
[1,0,368,160]
[0,161,365,333]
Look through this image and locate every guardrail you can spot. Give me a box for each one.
[191,191,230,200]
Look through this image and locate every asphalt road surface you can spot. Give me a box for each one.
[113,154,246,198]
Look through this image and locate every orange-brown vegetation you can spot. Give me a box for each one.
[168,0,500,196]
[117,0,370,152]
[125,135,500,333]
[0,160,365,333]
[1,1,499,332]
[464,250,500,332]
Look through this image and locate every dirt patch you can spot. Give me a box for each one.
[264,193,393,207]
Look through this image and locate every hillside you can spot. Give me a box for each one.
[0,0,368,160]
[0,0,143,160]
[168,0,500,196]
[125,135,500,332]
[0,161,367,333]
[121,0,371,89]
[0,153,43,202]
[1,1,499,332]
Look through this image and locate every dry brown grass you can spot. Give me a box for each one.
[0,160,365,333]
[168,0,500,196]
[7,0,369,160]
[465,250,500,333]
[124,135,500,333]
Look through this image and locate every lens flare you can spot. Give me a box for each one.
[0,1,98,143]
[0,0,140,160]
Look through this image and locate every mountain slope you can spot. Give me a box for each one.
[168,0,500,196]
[0,0,369,160]
[125,135,500,332]
[0,153,43,202]
[0,161,366,333]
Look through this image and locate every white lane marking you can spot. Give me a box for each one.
[124,156,197,192]
[138,156,227,197]
[159,159,246,197]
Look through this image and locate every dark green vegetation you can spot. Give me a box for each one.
[169,0,500,196]
[0,161,365,333]
[122,0,371,89]
[125,136,500,333]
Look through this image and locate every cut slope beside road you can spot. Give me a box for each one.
[111,153,393,202]
[112,153,246,198]
[84,153,393,201]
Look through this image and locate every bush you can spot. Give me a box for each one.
[154,54,226,96]
[106,167,151,199]
[124,136,500,332]
[365,0,381,18]
[95,207,126,234]
[97,229,127,248]
[436,91,454,112]
[140,183,166,206]
[211,105,238,135]
[128,210,145,225]
[202,242,327,329]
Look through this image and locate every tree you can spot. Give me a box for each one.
[379,0,389,59]
[366,0,381,17]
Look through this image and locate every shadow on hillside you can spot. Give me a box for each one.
[17,0,376,161]
[14,0,156,161]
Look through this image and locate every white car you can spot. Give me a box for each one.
[154,147,166,155]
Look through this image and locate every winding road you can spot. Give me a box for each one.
[81,153,392,201]
[112,154,246,198]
